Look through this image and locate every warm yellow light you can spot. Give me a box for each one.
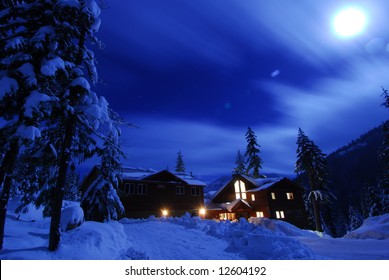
[162,209,168,217]
[199,208,206,216]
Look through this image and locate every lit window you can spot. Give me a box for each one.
[234,180,247,200]
[256,211,264,218]
[275,211,285,219]
[286,192,294,200]
[271,192,276,200]
[137,184,147,195]
[219,213,227,220]
[251,194,256,201]
[191,187,200,196]
[176,185,185,195]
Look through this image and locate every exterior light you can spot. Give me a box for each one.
[199,208,206,216]
[162,209,168,217]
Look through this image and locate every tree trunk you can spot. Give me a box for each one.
[309,174,323,232]
[48,117,75,251]
[0,140,19,250]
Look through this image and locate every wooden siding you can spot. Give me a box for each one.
[119,179,204,217]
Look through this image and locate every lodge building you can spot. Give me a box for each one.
[206,174,309,228]
[117,167,206,218]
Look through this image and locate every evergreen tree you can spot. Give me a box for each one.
[175,150,186,173]
[1,1,123,251]
[63,164,81,202]
[244,127,263,178]
[81,133,124,222]
[233,150,246,175]
[378,87,389,213]
[361,183,384,217]
[348,205,363,231]
[295,128,330,232]
[0,0,58,249]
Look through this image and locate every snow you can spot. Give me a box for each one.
[23,90,54,118]
[344,214,389,240]
[17,63,37,86]
[1,200,389,260]
[71,77,91,91]
[0,77,18,99]
[16,125,41,140]
[41,57,66,76]
[5,36,25,50]
[60,204,84,231]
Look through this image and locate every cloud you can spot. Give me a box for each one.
[260,56,389,152]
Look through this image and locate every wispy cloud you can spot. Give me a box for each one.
[260,56,389,152]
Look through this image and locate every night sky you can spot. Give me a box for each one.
[91,0,389,178]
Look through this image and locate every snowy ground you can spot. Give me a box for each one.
[1,198,389,260]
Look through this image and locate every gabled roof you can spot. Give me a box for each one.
[122,167,156,180]
[223,199,252,212]
[121,167,206,186]
[211,174,288,200]
[245,177,284,192]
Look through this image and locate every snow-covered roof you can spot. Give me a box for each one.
[223,199,252,212]
[121,167,156,180]
[121,167,206,186]
[174,172,206,186]
[246,177,284,192]
[211,175,285,199]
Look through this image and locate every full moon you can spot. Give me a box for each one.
[332,7,367,37]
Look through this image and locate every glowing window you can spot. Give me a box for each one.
[251,194,256,201]
[234,180,247,200]
[271,192,276,200]
[256,211,264,218]
[275,211,285,219]
[286,192,294,200]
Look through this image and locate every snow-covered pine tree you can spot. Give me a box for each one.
[0,0,58,250]
[81,133,124,222]
[39,0,114,251]
[348,205,363,231]
[295,128,330,232]
[233,150,246,175]
[244,127,263,178]
[361,183,384,217]
[378,87,389,213]
[175,150,186,173]
[63,164,81,202]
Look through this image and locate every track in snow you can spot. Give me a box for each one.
[122,220,243,260]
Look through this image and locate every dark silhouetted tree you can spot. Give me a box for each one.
[244,127,262,178]
[295,128,330,232]
[175,150,186,173]
[233,150,246,175]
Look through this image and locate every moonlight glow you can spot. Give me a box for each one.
[333,7,367,37]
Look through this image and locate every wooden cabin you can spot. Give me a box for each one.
[113,167,205,218]
[207,174,309,228]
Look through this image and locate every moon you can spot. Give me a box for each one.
[332,7,367,38]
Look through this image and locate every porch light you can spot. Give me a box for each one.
[162,209,168,217]
[199,208,206,216]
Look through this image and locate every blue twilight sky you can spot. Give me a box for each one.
[91,0,389,178]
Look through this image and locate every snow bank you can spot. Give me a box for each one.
[60,205,84,231]
[163,214,318,259]
[344,214,389,240]
[57,221,128,259]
